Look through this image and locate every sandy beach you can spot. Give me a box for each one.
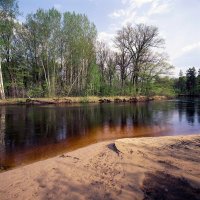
[0,135,200,200]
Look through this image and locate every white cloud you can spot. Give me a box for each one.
[148,0,172,16]
[134,16,149,24]
[121,0,154,8]
[171,42,200,60]
[121,11,137,25]
[105,0,199,77]
[170,41,200,76]
[109,2,137,26]
[97,32,115,49]
[109,0,172,28]
[105,0,173,52]
[108,23,120,32]
[109,9,127,18]
[182,42,200,53]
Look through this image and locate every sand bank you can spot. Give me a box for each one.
[0,135,200,200]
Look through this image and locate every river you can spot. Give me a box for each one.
[0,98,200,169]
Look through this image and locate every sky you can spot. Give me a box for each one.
[17,0,200,76]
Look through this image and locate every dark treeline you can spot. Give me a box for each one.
[175,67,200,96]
[0,0,175,98]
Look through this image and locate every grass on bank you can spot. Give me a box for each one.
[0,95,172,105]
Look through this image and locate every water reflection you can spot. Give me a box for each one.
[176,98,200,125]
[0,99,200,168]
[0,107,5,155]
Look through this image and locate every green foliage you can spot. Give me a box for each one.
[196,69,200,94]
[186,67,196,95]
[175,67,200,96]
[0,3,177,98]
[86,63,101,96]
[2,8,97,97]
[27,84,45,98]
[175,70,186,94]
[151,77,176,97]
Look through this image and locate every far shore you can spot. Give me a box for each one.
[0,134,199,200]
[0,95,171,105]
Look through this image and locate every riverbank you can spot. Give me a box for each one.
[0,95,170,105]
[0,135,199,200]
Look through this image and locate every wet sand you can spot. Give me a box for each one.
[0,135,200,200]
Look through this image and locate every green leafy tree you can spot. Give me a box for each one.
[152,76,175,97]
[0,2,179,98]
[62,12,97,96]
[86,63,101,95]
[24,8,62,97]
[0,0,19,97]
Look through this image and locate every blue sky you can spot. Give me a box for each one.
[18,0,200,76]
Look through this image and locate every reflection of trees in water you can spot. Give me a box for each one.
[0,107,6,152]
[186,102,195,124]
[177,101,184,122]
[198,103,200,124]
[1,101,192,152]
[131,103,153,126]
[5,106,29,150]
[176,99,200,125]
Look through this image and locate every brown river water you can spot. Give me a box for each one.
[0,98,200,169]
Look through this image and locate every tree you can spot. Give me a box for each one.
[0,58,5,99]
[153,76,175,97]
[62,12,97,96]
[139,53,173,95]
[23,8,62,97]
[106,51,116,88]
[96,41,109,94]
[186,67,196,95]
[114,30,132,93]
[115,24,165,94]
[0,0,19,98]
[176,70,186,94]
[22,10,97,97]
[0,2,176,98]
[196,69,200,94]
[86,63,101,96]
[114,24,173,95]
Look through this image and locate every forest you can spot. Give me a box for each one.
[0,0,196,99]
[175,67,200,96]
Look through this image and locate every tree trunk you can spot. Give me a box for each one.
[0,58,5,99]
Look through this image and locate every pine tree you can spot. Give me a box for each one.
[196,69,200,95]
[177,70,186,94]
[186,67,196,95]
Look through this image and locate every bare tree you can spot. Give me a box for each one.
[114,30,132,91]
[106,51,116,87]
[139,52,174,94]
[115,24,164,93]
[96,41,110,85]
